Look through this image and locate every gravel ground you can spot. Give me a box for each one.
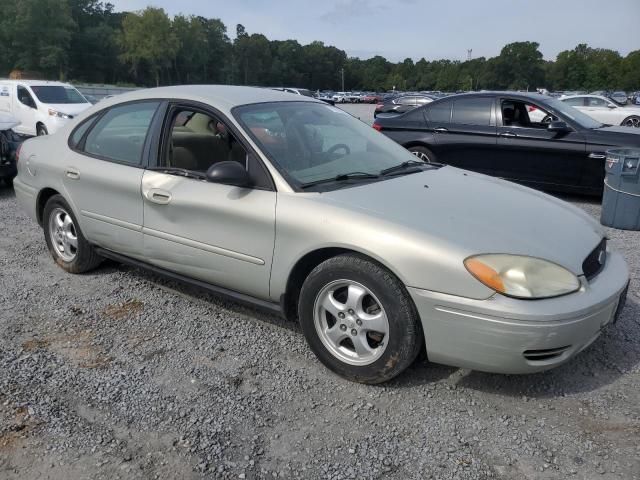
[1,110,639,479]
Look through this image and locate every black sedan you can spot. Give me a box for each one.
[373,92,640,195]
[374,94,436,118]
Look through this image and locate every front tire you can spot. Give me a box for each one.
[36,124,48,136]
[407,145,437,163]
[621,115,640,128]
[298,254,423,384]
[43,195,102,273]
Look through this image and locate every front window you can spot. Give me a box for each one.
[30,86,89,104]
[544,97,604,129]
[234,102,425,189]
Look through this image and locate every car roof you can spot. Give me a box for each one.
[93,85,321,114]
[0,79,75,87]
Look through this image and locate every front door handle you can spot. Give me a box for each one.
[145,188,172,205]
[500,132,517,138]
[65,167,80,180]
[434,127,448,133]
[588,153,606,159]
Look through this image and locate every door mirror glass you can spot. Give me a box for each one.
[206,160,251,187]
[548,120,570,132]
[607,103,616,109]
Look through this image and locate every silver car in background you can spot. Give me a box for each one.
[13,86,629,383]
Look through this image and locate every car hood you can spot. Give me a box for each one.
[42,103,92,116]
[321,167,604,275]
[596,125,640,135]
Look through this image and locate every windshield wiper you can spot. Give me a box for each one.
[380,159,427,176]
[149,166,206,180]
[300,171,380,189]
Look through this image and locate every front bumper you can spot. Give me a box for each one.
[408,250,629,374]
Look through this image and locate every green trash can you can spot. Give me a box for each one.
[601,148,640,230]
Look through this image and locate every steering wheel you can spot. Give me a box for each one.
[327,143,351,157]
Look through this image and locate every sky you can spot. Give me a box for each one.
[108,0,640,62]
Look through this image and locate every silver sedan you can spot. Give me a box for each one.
[13,86,629,383]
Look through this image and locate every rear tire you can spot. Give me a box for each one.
[36,124,48,136]
[407,145,437,163]
[43,195,102,273]
[298,254,423,384]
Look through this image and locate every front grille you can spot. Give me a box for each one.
[582,238,607,281]
[523,346,571,362]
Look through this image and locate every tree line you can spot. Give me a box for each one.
[1,1,638,92]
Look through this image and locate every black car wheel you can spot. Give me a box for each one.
[36,124,48,136]
[622,116,640,128]
[407,145,437,163]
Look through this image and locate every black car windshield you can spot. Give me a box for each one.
[233,102,427,189]
[544,97,604,129]
[30,86,88,104]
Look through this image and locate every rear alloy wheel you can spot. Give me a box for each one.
[408,145,436,163]
[43,195,102,273]
[621,116,640,128]
[298,254,423,384]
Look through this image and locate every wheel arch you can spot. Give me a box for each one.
[281,246,410,323]
[36,187,61,227]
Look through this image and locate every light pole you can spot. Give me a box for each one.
[341,67,345,92]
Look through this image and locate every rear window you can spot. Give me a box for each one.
[30,86,88,104]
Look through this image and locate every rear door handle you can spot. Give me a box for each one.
[65,167,80,180]
[145,188,172,205]
[500,132,517,138]
[588,153,606,159]
[434,127,448,133]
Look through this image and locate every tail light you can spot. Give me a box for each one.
[528,106,537,112]
[372,122,382,131]
[375,103,383,110]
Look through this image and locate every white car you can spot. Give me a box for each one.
[0,80,92,136]
[561,95,640,128]
[332,92,348,103]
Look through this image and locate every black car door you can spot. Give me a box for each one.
[427,96,498,172]
[496,98,586,189]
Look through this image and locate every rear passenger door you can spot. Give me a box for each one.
[64,100,162,258]
[141,104,276,300]
[428,97,497,172]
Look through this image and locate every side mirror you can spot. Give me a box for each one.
[607,104,616,109]
[206,161,251,187]
[548,120,570,133]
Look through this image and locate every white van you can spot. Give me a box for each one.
[0,80,91,136]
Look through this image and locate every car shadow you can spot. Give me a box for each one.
[0,183,16,198]
[114,263,301,335]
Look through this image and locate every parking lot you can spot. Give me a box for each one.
[1,103,639,480]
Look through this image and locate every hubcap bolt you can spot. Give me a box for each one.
[338,312,345,319]
[348,309,354,315]
[351,329,357,336]
[356,319,362,326]
[340,324,346,331]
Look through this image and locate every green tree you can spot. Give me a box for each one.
[11,0,76,79]
[119,7,178,86]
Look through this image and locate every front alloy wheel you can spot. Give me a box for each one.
[314,280,389,366]
[299,254,423,384]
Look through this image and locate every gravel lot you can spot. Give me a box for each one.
[1,105,639,479]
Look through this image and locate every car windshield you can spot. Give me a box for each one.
[30,86,88,104]
[544,97,604,129]
[233,102,425,189]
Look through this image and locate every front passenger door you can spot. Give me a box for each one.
[141,105,276,300]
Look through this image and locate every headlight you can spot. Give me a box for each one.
[48,109,73,119]
[464,254,580,299]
